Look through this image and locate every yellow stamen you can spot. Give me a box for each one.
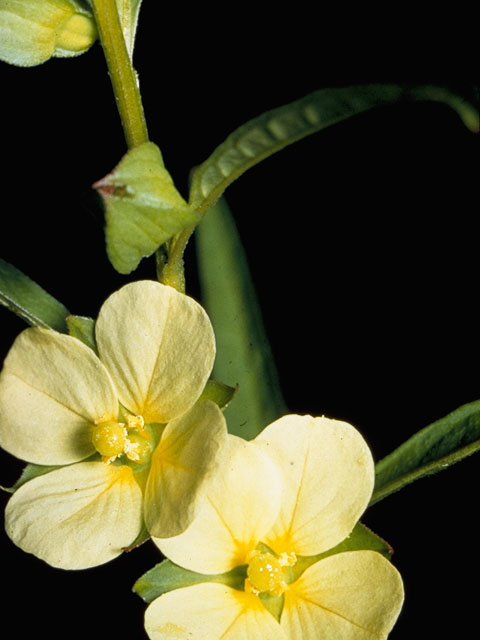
[245,550,296,596]
[91,420,128,461]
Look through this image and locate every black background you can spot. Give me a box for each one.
[0,4,478,638]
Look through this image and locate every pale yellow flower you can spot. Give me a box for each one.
[0,281,227,569]
[147,415,404,639]
[0,0,97,67]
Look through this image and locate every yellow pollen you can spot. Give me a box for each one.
[245,550,296,596]
[91,420,128,462]
[92,414,152,465]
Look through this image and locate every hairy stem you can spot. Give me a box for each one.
[91,0,148,148]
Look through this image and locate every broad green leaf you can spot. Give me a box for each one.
[66,314,97,351]
[0,258,70,331]
[133,559,247,604]
[94,142,200,274]
[195,197,287,439]
[199,379,238,410]
[371,399,480,505]
[189,83,479,214]
[0,0,96,67]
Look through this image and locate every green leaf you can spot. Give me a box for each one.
[94,142,200,274]
[133,559,247,604]
[189,83,479,214]
[0,258,70,331]
[66,315,97,352]
[195,197,287,439]
[371,399,480,505]
[199,379,238,410]
[0,0,97,67]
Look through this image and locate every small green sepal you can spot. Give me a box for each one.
[133,559,247,604]
[66,315,97,352]
[199,379,238,410]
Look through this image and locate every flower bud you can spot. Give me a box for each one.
[0,0,97,67]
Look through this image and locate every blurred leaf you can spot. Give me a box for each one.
[94,142,199,274]
[66,315,97,352]
[371,399,480,505]
[0,0,96,67]
[0,258,69,331]
[189,83,479,214]
[133,559,246,603]
[196,197,287,440]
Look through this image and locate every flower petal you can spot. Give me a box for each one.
[145,583,286,640]
[5,461,143,569]
[282,551,404,639]
[256,415,374,556]
[95,281,215,423]
[155,432,283,573]
[0,328,118,464]
[144,400,228,539]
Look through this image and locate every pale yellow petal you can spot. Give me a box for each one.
[5,461,143,569]
[0,328,118,464]
[95,281,215,423]
[281,551,404,639]
[155,433,283,574]
[256,415,374,556]
[145,583,286,640]
[144,400,227,539]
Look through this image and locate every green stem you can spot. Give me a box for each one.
[91,0,148,148]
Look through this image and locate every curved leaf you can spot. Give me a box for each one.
[189,83,479,214]
[0,258,70,331]
[371,399,480,505]
[94,142,200,274]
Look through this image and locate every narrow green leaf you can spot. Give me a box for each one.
[371,399,480,505]
[133,559,246,604]
[0,258,70,331]
[94,142,200,274]
[66,315,97,352]
[195,197,287,439]
[189,83,479,214]
[199,379,238,410]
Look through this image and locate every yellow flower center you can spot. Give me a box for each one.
[92,414,153,465]
[245,550,297,596]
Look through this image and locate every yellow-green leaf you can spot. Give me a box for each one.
[94,142,200,274]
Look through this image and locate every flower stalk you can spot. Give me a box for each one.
[91,0,148,148]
